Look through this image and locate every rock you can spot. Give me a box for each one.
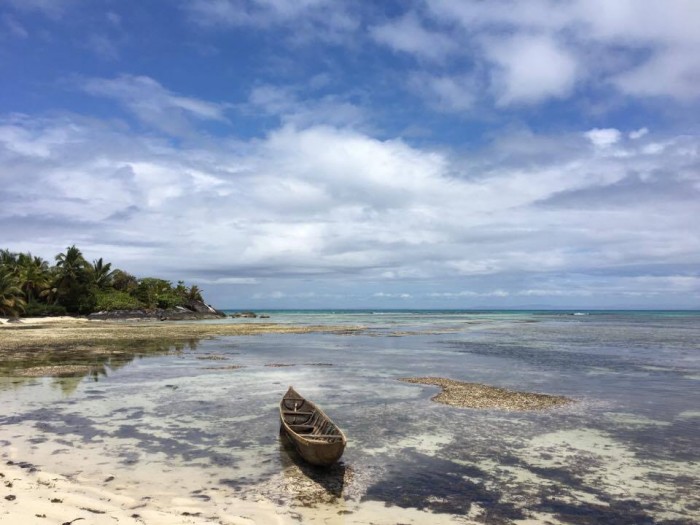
[231,311,257,318]
[88,305,226,321]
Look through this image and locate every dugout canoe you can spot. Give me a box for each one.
[279,386,347,466]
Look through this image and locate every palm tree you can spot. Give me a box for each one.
[55,245,93,313]
[55,245,87,280]
[0,267,26,317]
[16,253,52,303]
[91,258,115,290]
[0,249,18,269]
[187,284,203,302]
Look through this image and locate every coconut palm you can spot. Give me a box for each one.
[91,257,115,290]
[55,245,87,280]
[0,249,18,269]
[16,253,52,303]
[187,284,203,302]
[55,245,93,313]
[0,267,26,317]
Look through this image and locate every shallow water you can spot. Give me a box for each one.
[1,311,699,524]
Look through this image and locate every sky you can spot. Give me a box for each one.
[1,0,699,309]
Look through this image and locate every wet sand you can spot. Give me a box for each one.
[0,457,301,525]
[0,316,361,356]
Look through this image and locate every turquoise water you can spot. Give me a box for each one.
[1,311,699,524]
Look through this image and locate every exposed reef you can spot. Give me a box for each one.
[401,377,573,411]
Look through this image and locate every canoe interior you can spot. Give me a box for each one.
[279,386,347,466]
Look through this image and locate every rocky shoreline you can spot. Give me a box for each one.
[87,300,227,321]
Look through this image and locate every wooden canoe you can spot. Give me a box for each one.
[279,386,347,466]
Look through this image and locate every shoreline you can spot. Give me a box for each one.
[0,316,362,355]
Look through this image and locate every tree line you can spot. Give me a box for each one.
[0,246,203,317]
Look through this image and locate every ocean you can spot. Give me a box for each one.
[1,310,698,524]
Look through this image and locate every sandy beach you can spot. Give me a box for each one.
[1,428,471,525]
[1,457,280,525]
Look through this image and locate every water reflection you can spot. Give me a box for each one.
[0,338,201,393]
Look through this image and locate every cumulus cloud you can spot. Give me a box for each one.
[367,0,700,108]
[585,128,621,148]
[484,33,578,105]
[1,111,698,306]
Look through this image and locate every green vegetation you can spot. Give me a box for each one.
[0,246,204,317]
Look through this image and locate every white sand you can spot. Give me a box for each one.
[0,459,296,525]
[0,316,88,326]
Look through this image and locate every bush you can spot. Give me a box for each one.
[23,302,67,317]
[134,278,185,309]
[95,290,143,311]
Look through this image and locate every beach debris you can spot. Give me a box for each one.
[400,377,573,411]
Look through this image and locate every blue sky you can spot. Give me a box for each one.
[1,0,699,309]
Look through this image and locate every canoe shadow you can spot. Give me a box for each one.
[279,431,347,499]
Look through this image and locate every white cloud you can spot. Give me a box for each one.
[81,75,230,135]
[413,0,700,105]
[2,15,28,38]
[248,85,367,128]
[585,128,622,148]
[613,46,700,101]
[370,13,457,63]
[629,128,649,140]
[1,113,698,305]
[483,34,578,106]
[408,73,476,112]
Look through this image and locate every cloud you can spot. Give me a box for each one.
[408,73,477,112]
[585,128,621,148]
[387,0,700,106]
[629,128,649,140]
[1,111,698,306]
[1,14,28,38]
[248,85,367,128]
[184,0,358,43]
[612,46,700,100]
[370,12,457,63]
[81,75,230,135]
[484,34,578,106]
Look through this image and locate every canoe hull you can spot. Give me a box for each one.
[281,427,346,466]
[279,386,347,467]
